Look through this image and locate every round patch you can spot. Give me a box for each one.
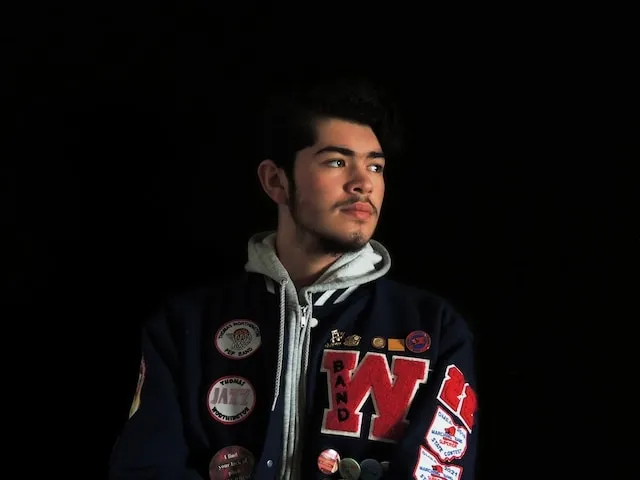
[405,330,431,353]
[339,457,361,480]
[317,448,340,474]
[371,336,386,349]
[206,376,256,425]
[209,445,255,480]
[359,459,383,480]
[215,320,261,360]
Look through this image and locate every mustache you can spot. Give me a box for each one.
[336,197,377,214]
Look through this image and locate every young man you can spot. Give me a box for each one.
[108,78,479,480]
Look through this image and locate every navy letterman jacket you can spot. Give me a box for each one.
[108,231,479,480]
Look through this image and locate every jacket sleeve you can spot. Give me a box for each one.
[391,308,479,480]
[108,313,205,480]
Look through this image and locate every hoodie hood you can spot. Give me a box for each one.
[244,230,391,304]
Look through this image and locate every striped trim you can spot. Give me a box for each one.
[264,277,276,293]
[313,286,358,306]
[313,290,336,306]
[263,277,359,306]
[333,285,358,304]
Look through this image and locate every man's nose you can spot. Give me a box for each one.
[346,167,373,195]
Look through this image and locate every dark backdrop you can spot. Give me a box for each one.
[6,4,633,479]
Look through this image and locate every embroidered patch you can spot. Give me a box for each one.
[206,376,256,425]
[405,330,431,353]
[215,320,261,360]
[371,337,386,349]
[436,364,477,432]
[425,406,468,462]
[128,356,146,418]
[413,445,463,480]
[209,445,255,480]
[320,351,430,442]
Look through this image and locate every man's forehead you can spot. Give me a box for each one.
[314,118,382,153]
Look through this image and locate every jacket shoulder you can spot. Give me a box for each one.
[165,271,253,309]
[143,271,253,330]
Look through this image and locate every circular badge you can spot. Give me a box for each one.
[339,457,361,479]
[215,320,261,360]
[317,448,340,474]
[206,376,256,425]
[405,330,431,353]
[209,445,255,480]
[359,459,383,480]
[371,336,386,349]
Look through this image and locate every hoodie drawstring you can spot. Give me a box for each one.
[271,278,288,411]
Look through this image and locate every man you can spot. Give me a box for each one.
[108,77,479,480]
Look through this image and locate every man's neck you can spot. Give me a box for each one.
[275,231,342,290]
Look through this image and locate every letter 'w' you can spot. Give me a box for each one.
[320,351,429,442]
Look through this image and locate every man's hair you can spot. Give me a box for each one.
[258,76,402,180]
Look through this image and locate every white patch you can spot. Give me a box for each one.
[425,407,468,462]
[215,320,261,360]
[206,376,256,425]
[413,446,463,480]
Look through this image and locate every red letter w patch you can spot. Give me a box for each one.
[320,351,429,442]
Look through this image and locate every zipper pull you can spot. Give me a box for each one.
[300,305,309,328]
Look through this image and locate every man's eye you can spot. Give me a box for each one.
[369,164,385,173]
[326,159,345,167]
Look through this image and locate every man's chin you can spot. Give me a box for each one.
[314,230,370,255]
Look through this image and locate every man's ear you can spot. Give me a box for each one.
[257,159,289,205]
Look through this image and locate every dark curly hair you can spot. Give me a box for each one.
[258,75,402,181]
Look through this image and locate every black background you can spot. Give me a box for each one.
[5,4,635,478]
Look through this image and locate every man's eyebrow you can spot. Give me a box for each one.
[314,145,385,159]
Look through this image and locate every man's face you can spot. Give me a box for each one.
[285,117,386,255]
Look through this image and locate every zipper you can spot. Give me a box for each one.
[300,305,309,328]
